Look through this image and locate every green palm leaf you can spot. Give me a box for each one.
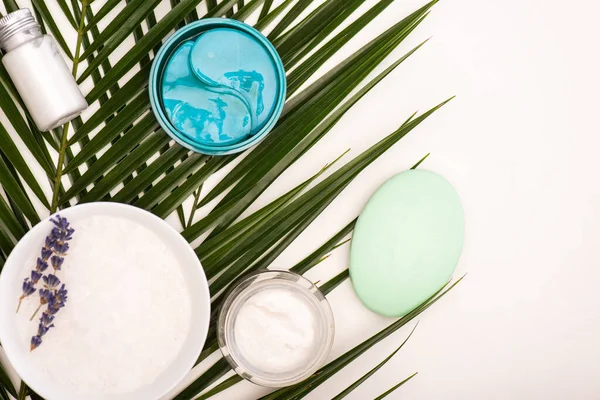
[254,0,294,30]
[232,0,264,20]
[84,0,122,31]
[78,0,162,60]
[1,0,17,13]
[0,193,26,241]
[76,65,150,137]
[110,145,189,204]
[55,0,77,29]
[0,154,39,224]
[0,359,16,398]
[257,0,273,20]
[78,0,232,89]
[0,385,9,400]
[0,81,55,176]
[78,132,170,203]
[30,0,74,59]
[332,325,418,400]
[0,123,49,207]
[374,373,419,400]
[267,0,313,39]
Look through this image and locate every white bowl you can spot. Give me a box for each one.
[0,203,210,400]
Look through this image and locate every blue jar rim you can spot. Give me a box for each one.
[149,18,286,156]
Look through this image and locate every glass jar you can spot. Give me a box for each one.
[217,270,335,387]
[0,9,87,131]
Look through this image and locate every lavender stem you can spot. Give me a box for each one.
[30,304,42,321]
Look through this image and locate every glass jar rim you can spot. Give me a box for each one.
[217,270,335,387]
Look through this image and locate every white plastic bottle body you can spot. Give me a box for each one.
[2,35,87,131]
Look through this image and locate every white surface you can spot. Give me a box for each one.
[2,0,600,399]
[0,204,210,400]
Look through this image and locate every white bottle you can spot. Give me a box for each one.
[0,9,87,131]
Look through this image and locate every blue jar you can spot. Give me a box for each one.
[149,19,286,156]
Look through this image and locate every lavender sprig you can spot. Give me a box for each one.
[30,286,67,351]
[16,238,52,312]
[29,216,74,322]
[18,215,74,351]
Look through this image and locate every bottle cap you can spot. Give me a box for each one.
[0,9,39,51]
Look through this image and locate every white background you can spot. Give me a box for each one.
[2,0,600,399]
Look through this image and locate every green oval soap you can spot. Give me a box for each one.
[349,170,464,317]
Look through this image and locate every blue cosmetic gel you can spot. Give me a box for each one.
[161,41,253,146]
[160,27,280,147]
[189,28,278,132]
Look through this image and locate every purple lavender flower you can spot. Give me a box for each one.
[38,289,53,305]
[40,313,54,326]
[45,295,66,315]
[25,215,74,350]
[51,216,70,231]
[40,247,53,261]
[16,278,36,312]
[22,278,36,296]
[30,270,42,284]
[55,284,68,303]
[30,335,42,351]
[50,255,64,271]
[50,216,74,256]
[53,242,69,256]
[44,236,55,250]
[42,274,61,290]
[37,322,54,337]
[36,258,49,272]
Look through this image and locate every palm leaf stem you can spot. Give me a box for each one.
[50,0,89,212]
[65,0,124,201]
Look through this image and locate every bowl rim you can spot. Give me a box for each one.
[149,18,287,156]
[0,202,211,400]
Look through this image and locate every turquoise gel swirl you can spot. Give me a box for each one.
[162,42,253,146]
[160,28,279,147]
